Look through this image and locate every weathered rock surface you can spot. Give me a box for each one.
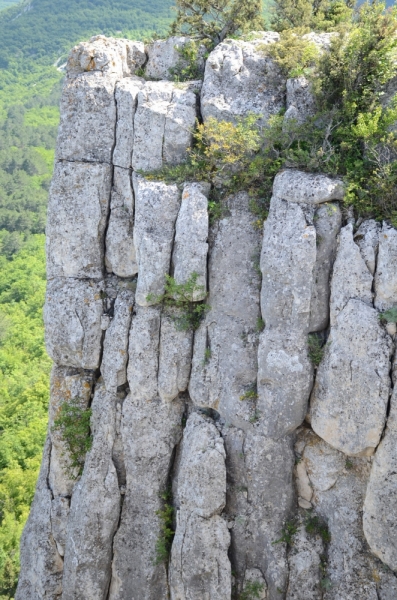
[101,289,134,391]
[56,72,117,163]
[46,161,112,279]
[105,167,137,278]
[329,224,373,326]
[272,170,344,205]
[375,222,397,311]
[61,384,121,600]
[354,219,380,276]
[145,36,204,80]
[113,78,143,169]
[299,429,386,600]
[286,518,324,600]
[189,192,261,428]
[201,35,284,124]
[284,76,316,124]
[44,278,104,369]
[109,394,184,600]
[311,298,392,456]
[158,308,193,402]
[133,175,181,306]
[67,35,146,78]
[132,81,198,171]
[363,386,397,570]
[309,202,342,331]
[172,182,210,300]
[170,413,231,600]
[16,439,63,600]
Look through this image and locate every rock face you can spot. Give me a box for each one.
[17,33,397,600]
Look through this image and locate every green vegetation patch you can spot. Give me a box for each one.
[24,106,60,128]
[239,580,266,600]
[154,487,175,565]
[52,397,92,477]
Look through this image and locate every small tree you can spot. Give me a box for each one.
[271,0,354,32]
[170,0,264,46]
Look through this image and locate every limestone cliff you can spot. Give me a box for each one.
[16,33,397,600]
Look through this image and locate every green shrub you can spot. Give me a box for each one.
[273,519,298,545]
[147,272,209,331]
[154,488,175,565]
[266,29,320,77]
[52,398,92,477]
[169,40,206,82]
[379,306,397,323]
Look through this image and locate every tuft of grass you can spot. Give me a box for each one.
[305,513,331,543]
[240,383,258,401]
[147,272,209,331]
[379,306,397,323]
[308,333,324,367]
[52,397,92,477]
[239,580,265,600]
[273,519,298,546]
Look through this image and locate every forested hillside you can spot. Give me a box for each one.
[0,0,173,596]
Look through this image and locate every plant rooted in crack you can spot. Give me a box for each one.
[239,579,265,600]
[147,272,209,331]
[305,512,331,543]
[154,487,175,565]
[52,397,92,477]
[273,518,298,546]
[308,333,325,367]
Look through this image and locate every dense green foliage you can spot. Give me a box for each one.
[170,0,264,45]
[154,488,175,564]
[0,0,174,595]
[52,399,92,477]
[0,236,50,596]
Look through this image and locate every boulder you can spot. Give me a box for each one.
[353,219,380,276]
[56,72,117,163]
[132,175,181,306]
[67,35,146,79]
[329,224,373,326]
[201,35,284,124]
[311,298,392,456]
[284,76,316,124]
[44,278,104,370]
[46,161,112,279]
[172,182,210,301]
[170,413,231,600]
[272,170,344,205]
[105,167,137,278]
[101,289,135,391]
[374,222,397,311]
[132,81,199,172]
[145,36,205,80]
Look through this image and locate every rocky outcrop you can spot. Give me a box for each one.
[18,33,397,600]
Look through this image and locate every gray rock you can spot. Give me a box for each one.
[67,35,146,78]
[242,569,267,599]
[46,161,112,279]
[257,327,313,438]
[48,366,95,497]
[363,386,397,570]
[113,78,143,169]
[286,518,324,600]
[300,429,380,600]
[311,298,392,456]
[329,224,373,326]
[109,395,184,600]
[189,193,261,429]
[158,308,193,402]
[15,438,63,600]
[260,195,316,331]
[170,413,231,600]
[145,36,205,80]
[127,304,161,400]
[309,202,342,331]
[133,175,181,306]
[172,182,210,300]
[354,219,380,275]
[284,76,316,125]
[132,81,198,172]
[272,170,344,205]
[44,278,104,370]
[50,496,70,557]
[374,222,397,311]
[105,167,137,277]
[101,289,135,391]
[201,35,284,124]
[61,383,121,600]
[56,72,117,163]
